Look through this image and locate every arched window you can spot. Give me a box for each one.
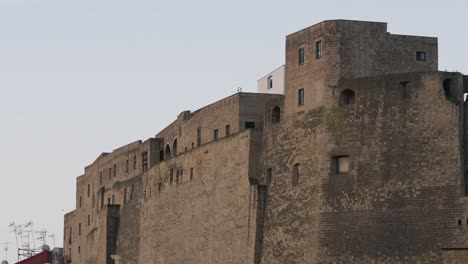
[292,163,300,186]
[272,106,281,123]
[339,89,356,106]
[164,144,171,160]
[443,79,453,99]
[173,138,178,157]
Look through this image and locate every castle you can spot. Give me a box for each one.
[63,20,468,263]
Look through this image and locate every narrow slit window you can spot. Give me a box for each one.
[292,164,300,186]
[315,41,322,59]
[266,168,272,186]
[298,88,304,106]
[298,47,305,65]
[214,129,219,140]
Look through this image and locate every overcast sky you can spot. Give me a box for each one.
[0,0,467,262]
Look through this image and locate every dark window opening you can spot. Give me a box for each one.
[245,122,256,129]
[173,139,178,157]
[192,142,195,149]
[458,219,462,225]
[68,227,72,244]
[225,125,231,136]
[164,145,171,160]
[159,150,164,161]
[190,168,194,181]
[267,76,273,89]
[339,89,356,106]
[315,41,322,59]
[100,189,105,208]
[214,129,219,140]
[123,188,127,204]
[170,168,174,184]
[334,155,350,173]
[87,184,90,197]
[400,81,410,99]
[158,182,162,193]
[130,184,134,200]
[443,79,453,99]
[78,246,80,254]
[87,215,90,225]
[125,159,129,173]
[107,197,110,205]
[266,168,272,186]
[133,155,137,170]
[78,223,81,236]
[113,164,117,177]
[108,168,111,180]
[197,127,202,147]
[79,196,82,208]
[176,170,180,183]
[292,164,300,186]
[99,172,103,185]
[298,88,304,106]
[298,47,305,65]
[272,106,281,123]
[416,51,426,61]
[142,152,148,171]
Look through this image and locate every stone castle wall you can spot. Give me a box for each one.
[64,20,468,263]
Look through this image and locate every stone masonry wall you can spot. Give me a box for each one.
[137,130,259,264]
[260,71,468,263]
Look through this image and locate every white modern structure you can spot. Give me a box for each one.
[257,65,285,94]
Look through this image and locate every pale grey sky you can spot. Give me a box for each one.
[0,0,467,262]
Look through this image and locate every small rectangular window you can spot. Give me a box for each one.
[142,152,148,171]
[87,184,90,197]
[245,122,256,129]
[197,127,202,147]
[133,155,137,170]
[113,164,117,177]
[416,51,426,61]
[298,88,304,106]
[315,41,322,59]
[213,129,219,140]
[298,47,305,65]
[159,150,164,161]
[78,223,81,236]
[190,167,194,180]
[226,125,231,136]
[87,215,90,226]
[334,156,350,173]
[99,172,103,185]
[267,76,273,89]
[108,168,112,180]
[292,164,300,186]
[125,160,129,173]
